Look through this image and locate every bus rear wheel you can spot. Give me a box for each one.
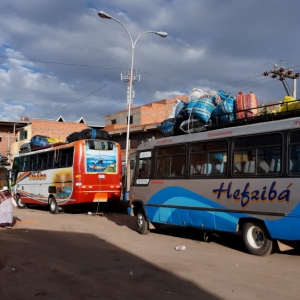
[136,209,150,235]
[16,195,27,209]
[242,221,273,256]
[49,197,59,214]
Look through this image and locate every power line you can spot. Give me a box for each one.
[39,77,120,119]
[2,53,299,114]
[0,54,272,93]
[0,54,123,71]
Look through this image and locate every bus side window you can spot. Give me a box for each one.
[37,153,48,170]
[59,148,74,167]
[234,133,282,176]
[48,151,59,169]
[66,148,74,167]
[29,155,37,171]
[155,145,186,178]
[21,157,29,171]
[156,157,169,178]
[209,152,227,175]
[289,145,300,174]
[190,154,205,175]
[190,141,227,177]
[137,159,150,178]
[60,154,67,167]
[233,151,248,174]
[48,152,54,169]
[170,155,185,177]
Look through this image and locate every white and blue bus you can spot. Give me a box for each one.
[127,110,300,256]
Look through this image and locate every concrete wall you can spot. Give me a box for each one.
[0,129,17,160]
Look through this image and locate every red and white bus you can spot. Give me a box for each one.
[11,139,122,213]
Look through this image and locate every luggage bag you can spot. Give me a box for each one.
[236,91,258,119]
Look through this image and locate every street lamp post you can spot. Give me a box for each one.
[7,132,10,162]
[98,11,167,193]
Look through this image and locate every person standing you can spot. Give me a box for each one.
[0,186,15,229]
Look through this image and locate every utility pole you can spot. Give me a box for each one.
[121,69,140,108]
[264,64,299,98]
[7,132,10,161]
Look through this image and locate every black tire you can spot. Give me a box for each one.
[49,197,59,214]
[136,209,150,235]
[16,194,27,209]
[203,232,212,243]
[242,221,273,256]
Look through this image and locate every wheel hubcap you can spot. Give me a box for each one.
[18,198,24,207]
[50,201,55,210]
[247,226,264,249]
[137,214,143,228]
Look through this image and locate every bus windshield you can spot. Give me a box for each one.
[85,140,117,173]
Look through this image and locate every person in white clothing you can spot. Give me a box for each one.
[0,186,16,229]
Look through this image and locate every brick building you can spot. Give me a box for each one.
[0,116,91,167]
[0,120,29,166]
[0,94,188,167]
[104,95,187,159]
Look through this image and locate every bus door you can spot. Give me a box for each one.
[135,151,152,184]
[131,151,152,201]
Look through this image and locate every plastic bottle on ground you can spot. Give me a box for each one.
[174,245,186,251]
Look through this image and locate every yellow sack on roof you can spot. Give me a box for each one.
[278,96,300,112]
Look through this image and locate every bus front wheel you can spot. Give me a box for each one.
[16,195,27,209]
[242,222,273,256]
[136,209,150,235]
[49,197,59,214]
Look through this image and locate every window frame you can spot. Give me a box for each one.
[232,133,282,177]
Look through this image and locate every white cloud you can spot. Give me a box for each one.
[154,90,186,100]
[0,0,298,122]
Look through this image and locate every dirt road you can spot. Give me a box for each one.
[1,203,300,300]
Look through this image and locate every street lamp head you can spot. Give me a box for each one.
[155,31,168,38]
[98,11,112,19]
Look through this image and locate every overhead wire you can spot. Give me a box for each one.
[1,54,299,119]
[2,54,277,94]
[39,77,120,119]
[0,54,123,71]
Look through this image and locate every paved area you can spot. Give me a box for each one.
[1,203,300,300]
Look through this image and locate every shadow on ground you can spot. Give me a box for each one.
[0,228,220,300]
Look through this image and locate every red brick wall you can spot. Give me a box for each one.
[140,96,187,125]
[105,95,188,128]
[3,120,89,166]
[30,120,88,139]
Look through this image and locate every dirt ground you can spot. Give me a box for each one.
[1,203,300,300]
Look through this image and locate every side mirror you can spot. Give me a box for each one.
[6,170,16,180]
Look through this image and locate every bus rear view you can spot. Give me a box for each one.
[73,140,122,204]
[13,139,122,213]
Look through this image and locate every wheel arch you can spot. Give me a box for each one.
[238,217,270,236]
[131,200,148,219]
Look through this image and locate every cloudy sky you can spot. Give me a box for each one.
[0,0,299,125]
